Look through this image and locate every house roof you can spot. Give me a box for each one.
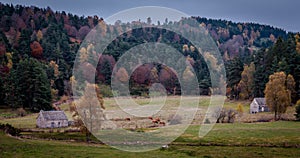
[253,98,266,105]
[39,110,68,121]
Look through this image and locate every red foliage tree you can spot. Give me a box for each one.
[96,55,116,83]
[131,64,154,85]
[30,41,43,58]
[64,24,77,38]
[159,66,178,94]
[77,26,91,40]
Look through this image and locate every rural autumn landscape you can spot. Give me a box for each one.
[0,1,300,157]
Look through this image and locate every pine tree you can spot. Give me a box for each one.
[6,58,52,111]
[225,58,243,99]
[17,29,32,57]
[100,60,112,85]
[253,48,270,98]
[4,69,23,108]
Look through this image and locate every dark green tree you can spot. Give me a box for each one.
[17,29,32,57]
[225,58,243,99]
[101,60,112,85]
[253,49,268,97]
[6,58,52,111]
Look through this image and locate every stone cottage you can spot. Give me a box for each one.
[36,110,68,128]
[250,98,269,114]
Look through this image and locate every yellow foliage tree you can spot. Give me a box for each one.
[238,62,255,100]
[150,67,159,82]
[37,30,43,42]
[49,60,59,78]
[236,103,244,114]
[70,83,105,142]
[264,72,295,120]
[79,47,88,63]
[182,44,189,52]
[115,67,129,83]
[5,52,13,69]
[203,52,219,71]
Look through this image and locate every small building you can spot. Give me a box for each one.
[37,110,68,128]
[250,98,269,114]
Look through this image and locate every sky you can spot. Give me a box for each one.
[1,0,299,32]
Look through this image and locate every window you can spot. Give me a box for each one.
[58,122,61,127]
[51,122,55,128]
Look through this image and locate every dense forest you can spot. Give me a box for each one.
[0,3,299,112]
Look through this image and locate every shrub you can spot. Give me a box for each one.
[227,108,238,123]
[204,118,211,124]
[213,107,237,123]
[0,123,20,136]
[236,104,244,114]
[213,107,226,123]
[98,84,113,97]
[17,108,26,117]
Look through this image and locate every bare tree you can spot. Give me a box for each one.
[70,83,106,142]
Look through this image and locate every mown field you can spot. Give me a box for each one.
[0,97,299,157]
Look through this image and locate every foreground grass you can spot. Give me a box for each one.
[0,120,299,157]
[1,130,300,158]
[0,131,192,158]
[179,121,300,147]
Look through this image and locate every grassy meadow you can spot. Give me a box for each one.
[0,97,299,157]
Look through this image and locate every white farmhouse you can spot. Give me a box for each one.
[36,110,68,128]
[250,98,269,114]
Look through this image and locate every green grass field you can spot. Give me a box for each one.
[1,131,299,158]
[0,121,299,157]
[0,98,299,157]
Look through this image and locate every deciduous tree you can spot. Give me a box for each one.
[30,41,43,58]
[70,83,105,142]
[264,72,295,120]
[238,62,255,99]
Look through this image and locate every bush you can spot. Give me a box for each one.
[17,108,26,117]
[204,118,211,124]
[295,100,300,121]
[236,104,244,114]
[227,108,238,123]
[213,107,226,123]
[98,84,113,97]
[213,107,237,123]
[0,123,20,136]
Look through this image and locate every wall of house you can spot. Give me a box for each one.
[36,116,45,128]
[37,119,68,128]
[250,102,258,114]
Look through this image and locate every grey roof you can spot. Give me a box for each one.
[254,98,266,105]
[40,110,68,121]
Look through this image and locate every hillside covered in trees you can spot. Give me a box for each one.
[0,3,299,112]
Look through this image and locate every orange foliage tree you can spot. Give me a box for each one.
[30,41,43,58]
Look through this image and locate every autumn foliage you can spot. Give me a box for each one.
[30,41,43,58]
[264,72,295,120]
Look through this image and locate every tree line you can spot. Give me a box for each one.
[0,3,298,112]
